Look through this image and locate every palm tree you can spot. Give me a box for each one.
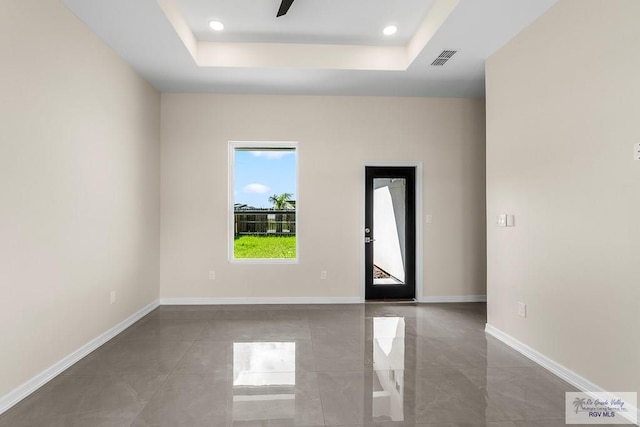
[573,397,586,413]
[268,192,293,210]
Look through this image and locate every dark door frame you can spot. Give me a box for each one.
[362,162,423,301]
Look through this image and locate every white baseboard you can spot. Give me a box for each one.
[419,295,487,303]
[0,300,160,416]
[485,324,639,426]
[159,297,363,305]
[161,297,490,305]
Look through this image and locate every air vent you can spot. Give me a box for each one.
[431,49,458,66]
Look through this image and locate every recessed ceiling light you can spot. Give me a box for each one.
[383,25,397,36]
[209,20,224,31]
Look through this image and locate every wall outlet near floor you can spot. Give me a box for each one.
[320,270,327,280]
[634,143,640,160]
[209,270,216,280]
[110,291,116,305]
[517,302,527,318]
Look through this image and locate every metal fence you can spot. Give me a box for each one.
[234,210,296,236]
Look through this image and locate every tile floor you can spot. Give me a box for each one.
[0,303,587,426]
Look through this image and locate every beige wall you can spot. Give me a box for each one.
[0,0,161,398]
[486,0,640,393]
[160,94,486,300]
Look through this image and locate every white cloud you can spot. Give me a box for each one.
[250,151,293,160]
[243,183,270,194]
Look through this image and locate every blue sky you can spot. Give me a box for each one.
[234,150,296,208]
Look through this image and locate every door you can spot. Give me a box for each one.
[365,167,416,300]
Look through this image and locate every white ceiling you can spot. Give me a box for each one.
[178,0,436,45]
[61,0,558,97]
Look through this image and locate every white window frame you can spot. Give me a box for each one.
[228,141,299,264]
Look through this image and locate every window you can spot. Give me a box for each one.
[229,142,298,262]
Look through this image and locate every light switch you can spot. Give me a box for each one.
[497,214,507,227]
[506,214,515,227]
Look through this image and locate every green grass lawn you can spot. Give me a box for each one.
[234,235,296,259]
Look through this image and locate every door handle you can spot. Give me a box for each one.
[365,237,375,244]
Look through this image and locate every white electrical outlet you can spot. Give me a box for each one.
[634,143,640,160]
[110,291,116,305]
[425,214,433,224]
[320,270,327,280]
[209,270,216,280]
[517,302,527,318]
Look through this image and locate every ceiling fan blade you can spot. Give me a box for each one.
[277,0,295,17]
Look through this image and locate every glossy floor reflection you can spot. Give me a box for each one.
[0,303,585,427]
